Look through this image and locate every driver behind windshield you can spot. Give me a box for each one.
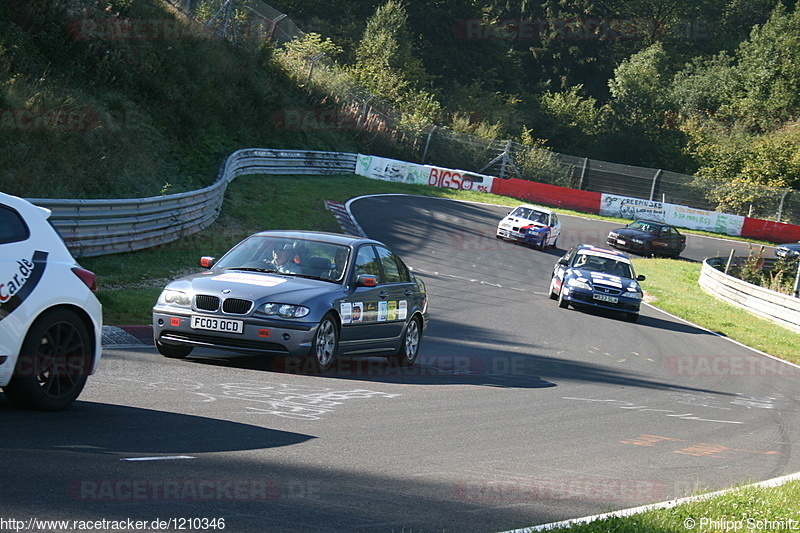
[270,242,304,274]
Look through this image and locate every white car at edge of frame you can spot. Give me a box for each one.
[0,192,103,411]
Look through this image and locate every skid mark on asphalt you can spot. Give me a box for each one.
[621,434,780,458]
[563,396,743,424]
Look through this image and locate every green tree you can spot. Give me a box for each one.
[350,0,439,129]
[733,3,800,129]
[608,42,671,127]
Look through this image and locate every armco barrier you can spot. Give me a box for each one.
[28,149,358,257]
[698,258,800,333]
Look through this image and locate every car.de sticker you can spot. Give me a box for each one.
[388,301,397,320]
[378,301,388,321]
[398,300,407,320]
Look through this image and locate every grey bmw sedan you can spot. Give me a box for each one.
[152,231,428,371]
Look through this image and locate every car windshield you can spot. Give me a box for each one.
[573,253,633,278]
[628,221,660,235]
[511,207,548,224]
[214,236,350,282]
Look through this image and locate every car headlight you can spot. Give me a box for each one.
[262,303,310,318]
[567,277,592,290]
[157,289,191,308]
[608,232,618,239]
[622,283,643,299]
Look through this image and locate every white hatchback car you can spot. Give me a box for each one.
[0,192,102,410]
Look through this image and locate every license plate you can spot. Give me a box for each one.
[191,315,244,334]
[616,239,626,245]
[593,294,619,303]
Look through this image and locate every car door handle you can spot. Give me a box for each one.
[379,291,389,299]
[404,289,413,296]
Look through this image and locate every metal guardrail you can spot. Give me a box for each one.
[28,149,358,257]
[698,257,800,334]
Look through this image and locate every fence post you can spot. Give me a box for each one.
[777,188,790,222]
[306,52,325,90]
[268,13,287,40]
[578,157,588,190]
[421,125,436,164]
[649,169,662,201]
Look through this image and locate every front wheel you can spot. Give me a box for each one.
[558,287,570,308]
[156,339,193,359]
[3,309,93,411]
[311,314,338,372]
[390,316,421,367]
[548,277,559,300]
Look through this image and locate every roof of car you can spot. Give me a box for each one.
[575,244,632,263]
[515,204,556,214]
[633,219,672,227]
[0,192,51,220]
[250,230,376,247]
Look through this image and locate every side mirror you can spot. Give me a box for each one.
[356,274,378,287]
[200,256,216,268]
[637,275,646,281]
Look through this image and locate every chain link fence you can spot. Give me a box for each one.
[166,0,800,225]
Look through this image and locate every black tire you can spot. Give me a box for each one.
[558,288,570,308]
[548,277,559,300]
[3,309,93,411]
[390,316,422,367]
[155,339,193,359]
[310,314,338,372]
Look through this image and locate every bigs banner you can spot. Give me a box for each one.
[355,154,495,193]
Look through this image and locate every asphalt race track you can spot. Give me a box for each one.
[2,195,798,533]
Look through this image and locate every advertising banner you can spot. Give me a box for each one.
[356,154,495,193]
[600,194,745,236]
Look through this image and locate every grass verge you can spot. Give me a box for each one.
[539,479,800,532]
[632,258,800,365]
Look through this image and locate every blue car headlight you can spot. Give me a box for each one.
[262,303,310,318]
[622,283,643,299]
[567,277,592,291]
